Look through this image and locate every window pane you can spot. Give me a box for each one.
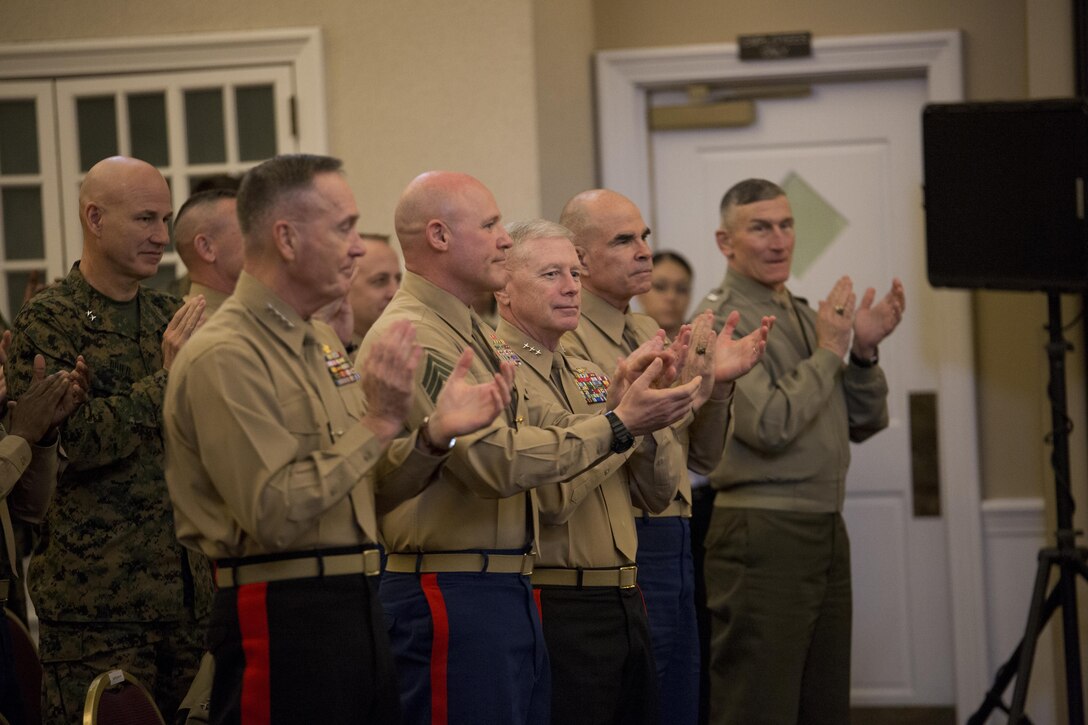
[77,96,118,172]
[189,174,241,195]
[0,100,40,175]
[128,92,169,167]
[2,187,44,260]
[6,269,45,323]
[185,89,226,164]
[235,85,277,161]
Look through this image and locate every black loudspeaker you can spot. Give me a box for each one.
[923,98,1088,292]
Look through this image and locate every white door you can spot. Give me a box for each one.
[650,76,955,707]
[0,81,64,323]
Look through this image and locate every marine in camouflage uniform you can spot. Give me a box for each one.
[7,157,213,723]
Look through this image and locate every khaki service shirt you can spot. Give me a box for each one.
[361,272,621,553]
[185,282,231,319]
[562,290,730,517]
[0,429,58,575]
[164,272,444,560]
[497,321,681,566]
[691,269,889,513]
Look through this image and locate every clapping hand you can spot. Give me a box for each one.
[425,349,514,448]
[712,310,773,383]
[852,278,905,358]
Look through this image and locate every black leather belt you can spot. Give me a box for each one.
[215,548,380,588]
[532,565,637,589]
[385,552,534,575]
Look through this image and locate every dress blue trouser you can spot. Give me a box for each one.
[381,569,550,725]
[636,515,699,725]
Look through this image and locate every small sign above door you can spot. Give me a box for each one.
[738,32,812,61]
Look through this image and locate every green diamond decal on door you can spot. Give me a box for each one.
[780,172,848,277]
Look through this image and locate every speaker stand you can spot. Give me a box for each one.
[968,291,1088,725]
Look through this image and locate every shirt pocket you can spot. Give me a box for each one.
[278,389,327,457]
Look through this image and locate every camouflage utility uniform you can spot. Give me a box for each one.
[8,262,213,723]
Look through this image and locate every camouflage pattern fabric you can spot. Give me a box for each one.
[7,263,213,623]
[38,618,204,723]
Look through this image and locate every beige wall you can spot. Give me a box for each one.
[532,0,597,221]
[0,0,543,234]
[592,0,1028,99]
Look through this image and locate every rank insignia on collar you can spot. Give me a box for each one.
[85,310,97,322]
[322,344,361,386]
[521,342,543,357]
[573,367,610,404]
[265,303,295,330]
[489,333,521,366]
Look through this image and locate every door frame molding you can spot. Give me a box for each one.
[595,30,986,715]
[0,26,328,153]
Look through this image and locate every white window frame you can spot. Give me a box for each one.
[54,65,297,269]
[0,27,326,311]
[0,27,327,153]
[0,80,64,318]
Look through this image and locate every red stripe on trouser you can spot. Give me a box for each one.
[533,588,543,620]
[421,574,449,725]
[237,582,271,725]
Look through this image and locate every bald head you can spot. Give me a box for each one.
[392,171,511,306]
[559,189,606,246]
[80,156,169,229]
[557,188,653,309]
[78,156,173,300]
[394,172,484,255]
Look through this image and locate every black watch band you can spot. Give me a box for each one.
[605,411,634,453]
[849,350,879,368]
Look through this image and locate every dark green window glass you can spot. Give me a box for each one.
[77,96,118,172]
[6,269,45,322]
[0,100,40,175]
[185,89,226,164]
[236,85,277,161]
[128,92,169,167]
[2,187,44,260]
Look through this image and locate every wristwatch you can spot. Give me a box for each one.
[849,350,879,368]
[604,411,634,453]
[420,415,456,453]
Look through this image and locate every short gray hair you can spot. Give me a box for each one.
[237,154,343,241]
[719,178,785,227]
[505,219,576,269]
